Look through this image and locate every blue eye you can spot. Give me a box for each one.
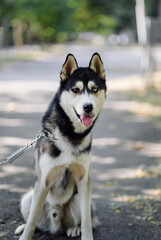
[92,86,99,93]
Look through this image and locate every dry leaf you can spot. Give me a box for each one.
[97,182,115,189]
[133,141,144,151]
[109,124,117,132]
[115,208,120,213]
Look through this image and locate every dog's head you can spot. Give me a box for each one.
[59,53,107,132]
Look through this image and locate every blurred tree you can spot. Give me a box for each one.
[158,0,161,17]
[0,0,159,45]
[0,0,78,45]
[145,0,158,17]
[87,0,136,32]
[73,0,117,35]
[27,0,78,42]
[0,0,14,45]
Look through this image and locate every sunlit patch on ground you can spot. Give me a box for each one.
[1,165,33,175]
[0,231,7,237]
[93,137,161,157]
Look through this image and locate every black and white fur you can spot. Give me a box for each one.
[15,53,106,240]
[15,187,99,237]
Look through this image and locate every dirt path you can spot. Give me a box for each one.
[0,46,161,239]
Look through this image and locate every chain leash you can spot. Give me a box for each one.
[0,129,45,166]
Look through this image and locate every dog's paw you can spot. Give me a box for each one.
[15,224,26,235]
[81,234,94,240]
[67,226,81,238]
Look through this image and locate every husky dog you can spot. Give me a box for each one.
[16,53,106,240]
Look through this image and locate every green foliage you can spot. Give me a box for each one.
[88,0,136,31]
[0,0,78,44]
[0,0,159,45]
[145,0,158,17]
[73,0,117,35]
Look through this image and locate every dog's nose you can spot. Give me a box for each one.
[53,212,58,218]
[83,103,93,113]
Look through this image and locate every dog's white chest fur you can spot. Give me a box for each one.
[39,127,92,184]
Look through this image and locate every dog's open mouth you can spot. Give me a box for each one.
[80,115,93,127]
[73,108,94,127]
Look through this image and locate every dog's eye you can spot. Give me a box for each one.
[71,88,80,94]
[92,86,99,93]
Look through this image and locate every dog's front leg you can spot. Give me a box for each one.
[19,181,48,240]
[78,175,93,240]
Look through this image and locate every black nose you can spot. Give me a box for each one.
[83,103,93,113]
[53,212,57,218]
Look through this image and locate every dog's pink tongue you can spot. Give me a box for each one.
[81,115,93,127]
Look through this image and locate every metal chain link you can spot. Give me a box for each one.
[0,129,45,166]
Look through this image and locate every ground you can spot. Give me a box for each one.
[0,43,161,240]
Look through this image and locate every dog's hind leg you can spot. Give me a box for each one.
[18,181,48,240]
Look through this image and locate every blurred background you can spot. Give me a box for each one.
[0,0,160,45]
[0,0,161,85]
[0,1,161,239]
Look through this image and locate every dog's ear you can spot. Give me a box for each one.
[89,53,106,80]
[60,54,78,81]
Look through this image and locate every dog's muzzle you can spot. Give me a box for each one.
[73,107,94,127]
